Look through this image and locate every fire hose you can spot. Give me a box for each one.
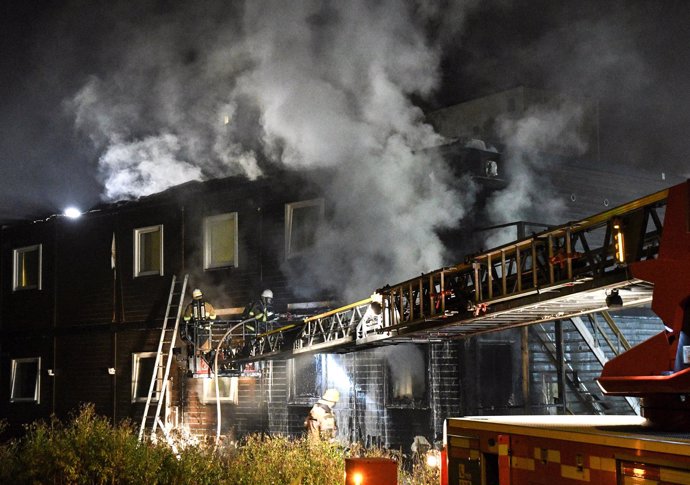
[213,317,256,444]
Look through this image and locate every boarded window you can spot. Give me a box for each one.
[202,377,239,404]
[285,199,324,259]
[13,244,42,291]
[132,352,159,403]
[134,225,163,276]
[10,357,40,403]
[204,213,238,269]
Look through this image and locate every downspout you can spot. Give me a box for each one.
[52,218,59,414]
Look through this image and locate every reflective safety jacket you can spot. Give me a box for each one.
[305,402,337,440]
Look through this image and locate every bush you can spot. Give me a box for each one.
[0,407,439,485]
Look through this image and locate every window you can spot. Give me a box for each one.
[285,199,324,259]
[204,213,238,269]
[202,377,239,404]
[289,355,323,404]
[384,345,428,408]
[134,225,163,276]
[10,357,40,403]
[478,342,513,410]
[132,352,160,403]
[13,244,42,291]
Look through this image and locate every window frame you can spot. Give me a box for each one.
[203,212,239,270]
[201,376,239,404]
[133,225,164,277]
[131,352,160,403]
[12,244,43,291]
[288,354,323,405]
[10,357,41,403]
[285,198,324,260]
[384,345,429,409]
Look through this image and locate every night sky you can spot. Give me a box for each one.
[1,0,689,224]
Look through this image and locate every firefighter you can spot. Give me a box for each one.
[305,388,339,440]
[243,289,275,333]
[182,288,217,351]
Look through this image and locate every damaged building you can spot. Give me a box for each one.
[0,89,682,450]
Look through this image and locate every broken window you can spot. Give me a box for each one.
[134,225,163,276]
[384,345,428,408]
[10,357,40,403]
[202,377,239,404]
[13,244,42,291]
[204,213,238,269]
[131,352,159,403]
[289,354,323,404]
[285,199,324,259]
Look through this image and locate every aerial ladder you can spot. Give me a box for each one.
[138,274,189,441]
[223,183,668,368]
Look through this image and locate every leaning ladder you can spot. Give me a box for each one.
[138,274,189,441]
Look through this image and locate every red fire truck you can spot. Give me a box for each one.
[443,180,690,485]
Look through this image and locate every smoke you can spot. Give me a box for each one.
[64,0,477,300]
[231,1,476,299]
[484,101,583,248]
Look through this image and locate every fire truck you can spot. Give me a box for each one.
[442,181,690,484]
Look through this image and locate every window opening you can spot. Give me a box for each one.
[13,244,42,290]
[285,199,324,259]
[132,352,159,403]
[204,213,238,269]
[202,377,239,404]
[289,355,323,404]
[134,225,163,276]
[385,345,428,408]
[10,357,40,403]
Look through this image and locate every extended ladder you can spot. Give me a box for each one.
[138,274,189,441]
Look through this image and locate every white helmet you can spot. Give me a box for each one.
[261,289,273,299]
[192,288,203,299]
[319,388,340,404]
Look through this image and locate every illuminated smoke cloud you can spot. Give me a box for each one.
[68,0,477,299]
[484,102,585,248]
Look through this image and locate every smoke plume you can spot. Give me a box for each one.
[67,0,476,300]
[484,101,583,248]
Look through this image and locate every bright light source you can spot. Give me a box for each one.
[352,472,363,485]
[63,207,82,219]
[426,450,440,468]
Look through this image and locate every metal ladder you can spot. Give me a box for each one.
[138,274,189,441]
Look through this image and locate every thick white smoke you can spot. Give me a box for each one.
[233,1,472,298]
[68,0,476,299]
[484,101,586,248]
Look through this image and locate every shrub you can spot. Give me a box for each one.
[0,407,439,485]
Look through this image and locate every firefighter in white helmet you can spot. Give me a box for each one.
[182,288,217,351]
[305,388,339,440]
[243,289,275,331]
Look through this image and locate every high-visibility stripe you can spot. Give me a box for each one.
[561,465,590,481]
[450,437,473,449]
[533,447,561,463]
[589,456,615,472]
[511,456,535,471]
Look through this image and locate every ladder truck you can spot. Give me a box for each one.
[443,180,690,485]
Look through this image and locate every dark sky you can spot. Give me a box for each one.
[1,0,689,224]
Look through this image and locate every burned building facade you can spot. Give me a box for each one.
[0,169,462,446]
[0,88,681,448]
